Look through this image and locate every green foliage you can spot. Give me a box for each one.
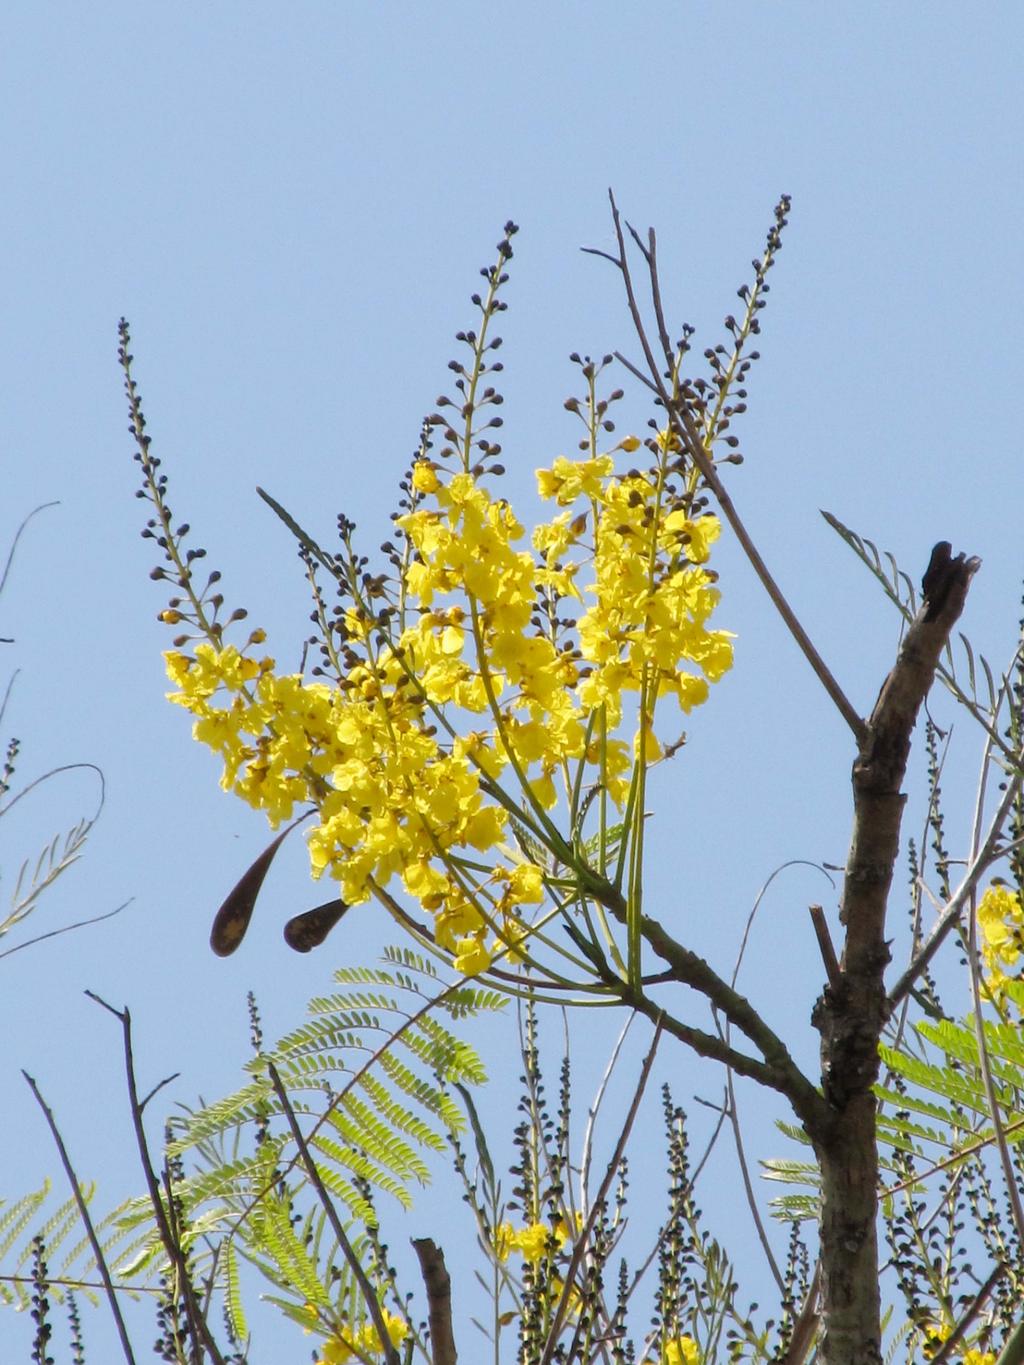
[0,1181,144,1312]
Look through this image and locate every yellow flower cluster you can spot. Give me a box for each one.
[494,1218,570,1264]
[641,1336,700,1365]
[166,448,732,973]
[976,883,1024,996]
[920,1315,995,1365]
[315,1307,408,1364]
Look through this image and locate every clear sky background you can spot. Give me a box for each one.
[2,3,1022,1360]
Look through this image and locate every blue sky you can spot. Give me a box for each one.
[2,3,1022,1359]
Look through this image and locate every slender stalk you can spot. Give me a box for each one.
[267,1062,401,1365]
[87,993,227,1365]
[537,1021,662,1365]
[23,1071,138,1365]
[591,190,866,743]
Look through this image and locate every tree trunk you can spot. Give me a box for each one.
[810,543,979,1365]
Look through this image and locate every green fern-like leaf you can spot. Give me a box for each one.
[222,1235,247,1343]
[172,953,500,1252]
[0,1184,151,1311]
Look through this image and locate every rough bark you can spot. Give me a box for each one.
[413,1237,457,1365]
[810,543,979,1365]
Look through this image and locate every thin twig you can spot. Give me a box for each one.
[87,992,227,1365]
[538,1020,663,1365]
[889,725,955,1053]
[888,764,1024,1009]
[927,1259,1006,1365]
[778,1260,821,1365]
[593,189,866,743]
[965,741,1024,1242]
[718,862,831,1295]
[580,1012,635,1215]
[267,1061,401,1365]
[808,905,842,989]
[0,1272,162,1295]
[722,1065,784,1294]
[0,899,131,962]
[880,1114,1024,1199]
[0,502,60,597]
[0,761,105,821]
[22,1070,137,1365]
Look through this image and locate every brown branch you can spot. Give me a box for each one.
[0,898,132,962]
[87,992,227,1365]
[593,189,866,743]
[22,1071,138,1365]
[809,905,842,990]
[812,544,979,1364]
[629,910,825,1132]
[412,1239,457,1365]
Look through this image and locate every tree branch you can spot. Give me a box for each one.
[887,762,1022,1009]
[630,909,825,1131]
[812,542,978,1365]
[87,992,227,1365]
[411,1239,457,1365]
[593,189,866,743]
[22,1071,138,1365]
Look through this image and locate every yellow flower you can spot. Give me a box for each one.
[411,460,441,494]
[166,450,735,980]
[536,454,614,505]
[664,1336,701,1365]
[514,1221,555,1264]
[977,884,1024,994]
[493,1219,570,1264]
[316,1308,409,1364]
[453,934,492,975]
[508,863,544,905]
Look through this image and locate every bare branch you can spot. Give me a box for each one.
[90,994,227,1365]
[412,1238,457,1365]
[0,502,60,598]
[0,898,132,962]
[592,192,866,741]
[809,905,842,990]
[23,1070,137,1365]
